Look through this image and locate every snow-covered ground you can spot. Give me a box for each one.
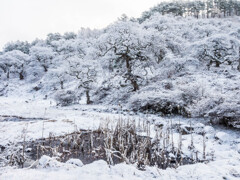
[1,157,240,180]
[0,97,240,180]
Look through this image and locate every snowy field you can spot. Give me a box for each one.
[0,97,240,180]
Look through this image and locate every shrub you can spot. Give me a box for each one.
[54,90,78,106]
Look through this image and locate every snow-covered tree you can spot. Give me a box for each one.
[197,34,239,69]
[46,33,62,44]
[67,56,98,104]
[30,46,56,72]
[63,32,77,40]
[138,0,240,22]
[96,21,153,91]
[0,50,29,80]
[49,67,70,90]
[3,41,30,54]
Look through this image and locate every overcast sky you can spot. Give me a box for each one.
[0,0,164,50]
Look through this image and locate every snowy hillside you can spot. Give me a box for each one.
[0,14,240,127]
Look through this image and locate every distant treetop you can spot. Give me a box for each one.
[138,0,240,23]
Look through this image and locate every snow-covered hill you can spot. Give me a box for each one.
[0,14,240,128]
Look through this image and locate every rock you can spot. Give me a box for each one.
[193,123,205,134]
[0,145,5,152]
[230,168,240,178]
[66,159,84,167]
[208,106,240,129]
[25,148,32,152]
[24,159,38,168]
[38,155,61,169]
[215,132,230,142]
[204,126,215,139]
[204,126,215,134]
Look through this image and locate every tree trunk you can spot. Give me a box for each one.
[60,81,64,89]
[19,71,24,80]
[42,65,48,72]
[131,79,139,91]
[125,56,139,91]
[238,47,240,72]
[125,56,131,73]
[7,70,9,79]
[215,61,220,68]
[86,90,91,104]
[19,65,24,80]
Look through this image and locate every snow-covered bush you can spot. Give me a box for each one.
[54,90,78,106]
[196,34,239,69]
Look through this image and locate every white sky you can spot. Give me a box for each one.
[0,0,164,50]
